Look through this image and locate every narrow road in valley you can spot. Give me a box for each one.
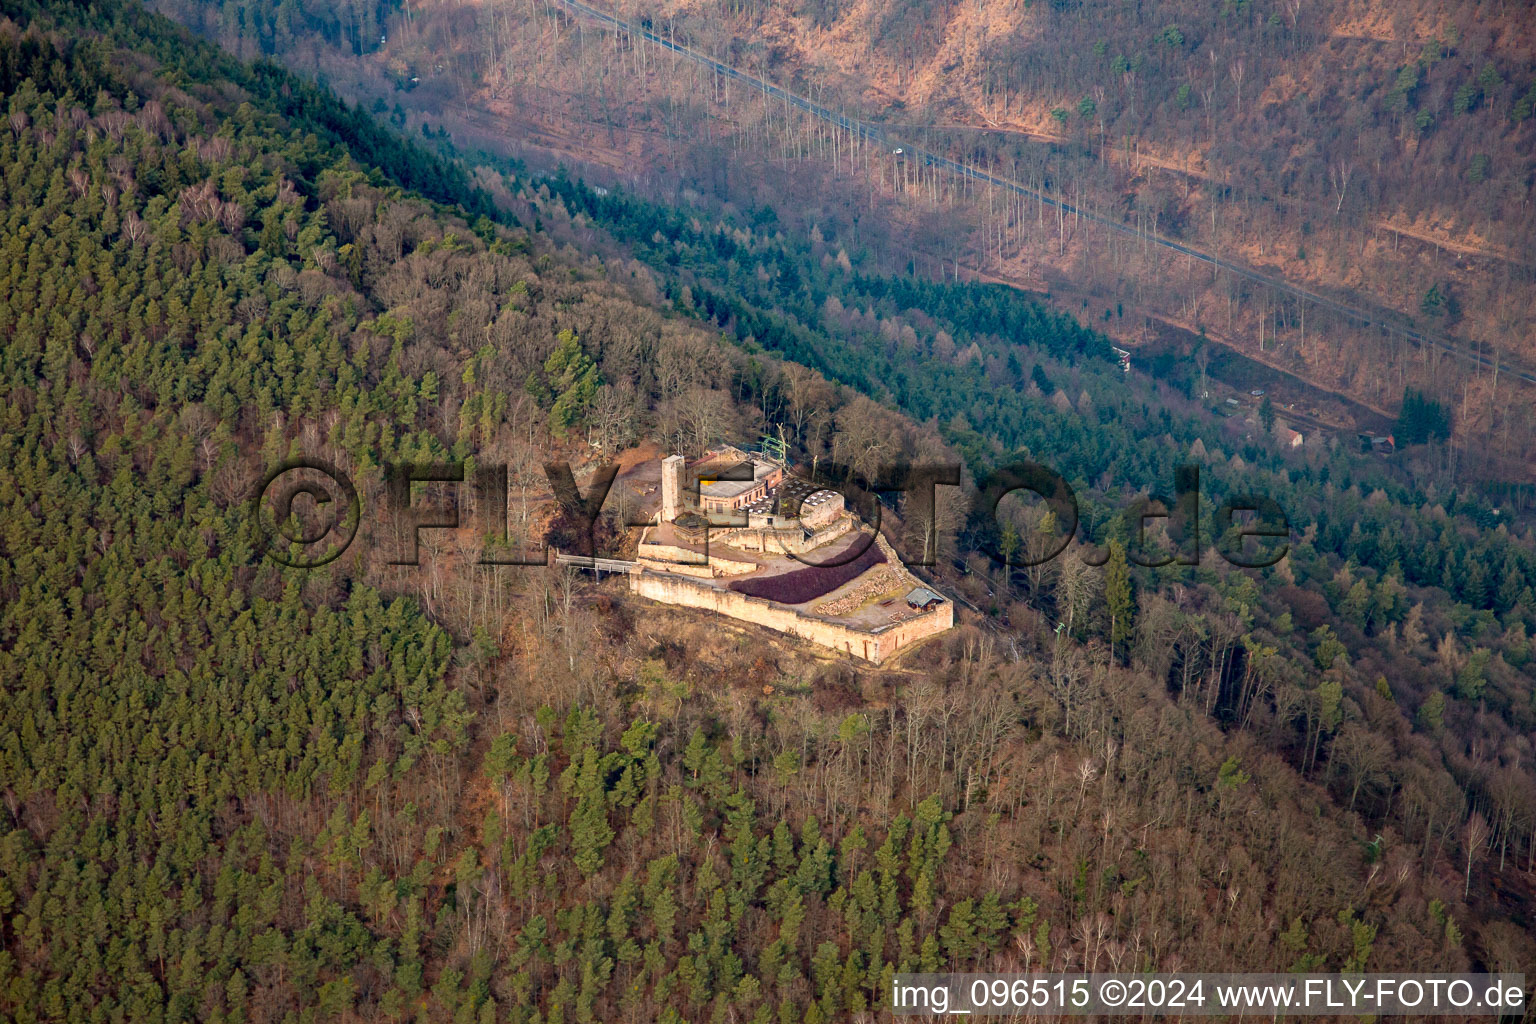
[551,0,1536,387]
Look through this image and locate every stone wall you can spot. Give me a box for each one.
[800,492,844,530]
[870,601,955,661]
[720,514,853,555]
[636,540,758,576]
[636,559,714,578]
[629,570,952,665]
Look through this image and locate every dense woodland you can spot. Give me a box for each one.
[0,1,1534,1022]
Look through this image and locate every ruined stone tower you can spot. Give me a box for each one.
[660,454,686,522]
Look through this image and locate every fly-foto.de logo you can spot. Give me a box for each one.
[250,453,1290,571]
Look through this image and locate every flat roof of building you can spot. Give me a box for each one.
[697,458,776,498]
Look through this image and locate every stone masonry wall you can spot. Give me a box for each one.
[629,570,952,665]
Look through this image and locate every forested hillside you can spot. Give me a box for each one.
[663,0,1536,420]
[0,2,1533,1022]
[192,0,1536,476]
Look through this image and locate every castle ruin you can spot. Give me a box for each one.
[627,446,954,665]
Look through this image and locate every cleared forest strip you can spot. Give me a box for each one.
[912,116,1530,269]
